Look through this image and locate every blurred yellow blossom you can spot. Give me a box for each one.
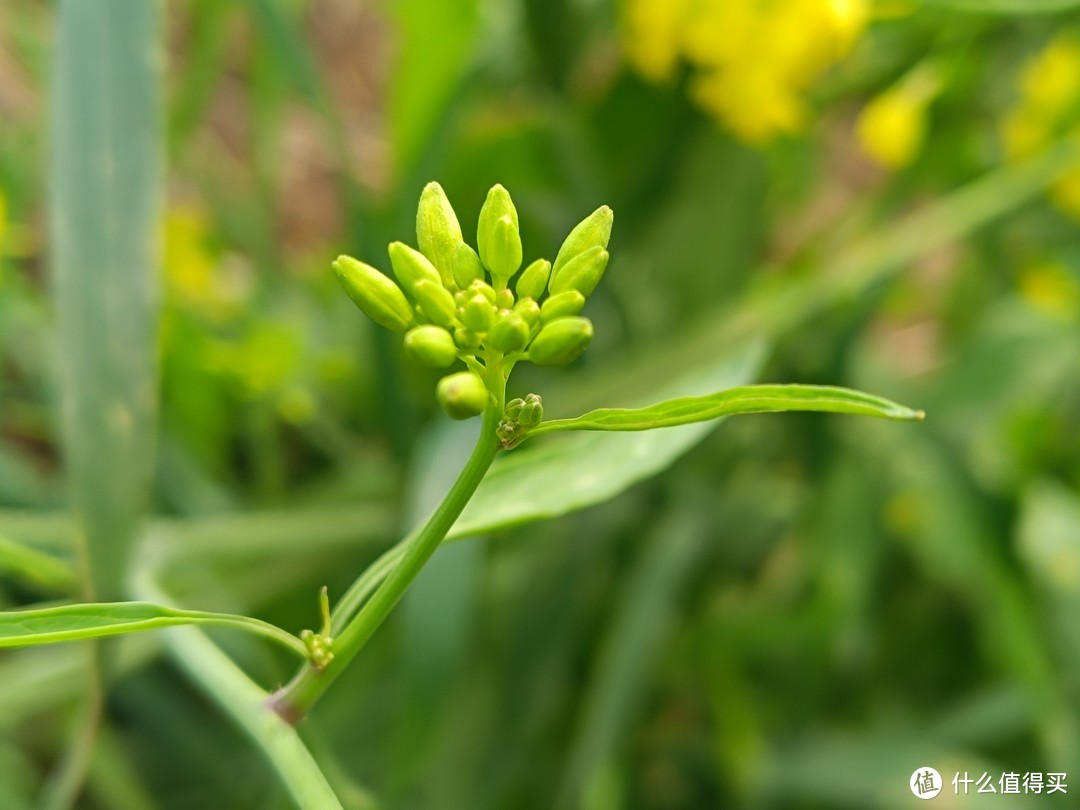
[1018,261,1080,320]
[621,0,868,143]
[1019,36,1080,120]
[163,206,250,320]
[1050,160,1080,220]
[0,190,7,254]
[1001,33,1080,220]
[856,65,941,169]
[621,0,689,82]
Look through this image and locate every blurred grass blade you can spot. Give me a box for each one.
[524,384,924,442]
[0,602,307,658]
[559,508,708,809]
[0,535,75,592]
[389,0,479,172]
[920,0,1080,11]
[446,341,766,539]
[49,0,162,600]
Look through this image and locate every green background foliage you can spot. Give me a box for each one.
[0,0,1079,807]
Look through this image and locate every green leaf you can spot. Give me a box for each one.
[50,0,162,600]
[0,535,75,592]
[520,384,924,442]
[445,341,767,539]
[0,602,306,658]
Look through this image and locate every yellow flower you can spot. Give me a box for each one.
[621,0,868,143]
[0,190,7,254]
[1051,165,1080,222]
[856,65,940,169]
[1001,33,1080,220]
[1001,108,1049,160]
[1018,261,1079,320]
[163,206,249,320]
[621,0,689,82]
[164,207,216,305]
[1019,36,1080,118]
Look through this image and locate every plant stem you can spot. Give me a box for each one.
[40,645,103,810]
[270,404,503,723]
[136,576,343,810]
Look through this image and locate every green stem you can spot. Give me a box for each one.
[136,576,343,810]
[40,645,103,810]
[270,404,503,723]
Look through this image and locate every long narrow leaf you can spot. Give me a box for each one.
[447,341,767,538]
[0,535,75,592]
[920,0,1080,12]
[520,384,924,444]
[50,0,162,600]
[0,602,306,658]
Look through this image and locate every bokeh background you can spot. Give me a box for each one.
[2,0,1080,808]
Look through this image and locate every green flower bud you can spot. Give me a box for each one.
[549,245,609,297]
[518,393,543,429]
[404,325,459,368]
[437,371,489,419]
[451,241,483,289]
[515,258,551,301]
[388,241,442,298]
[333,255,414,333]
[496,288,515,310]
[528,316,593,366]
[469,279,496,304]
[488,313,530,353]
[513,297,541,328]
[413,280,459,328]
[462,293,495,333]
[454,326,482,352]
[551,205,613,285]
[477,185,522,286]
[540,289,586,323]
[416,182,462,288]
[504,397,525,421]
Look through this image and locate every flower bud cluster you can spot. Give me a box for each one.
[497,393,543,448]
[333,182,613,421]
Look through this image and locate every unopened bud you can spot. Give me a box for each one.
[496,288,515,310]
[505,397,525,421]
[518,393,543,429]
[513,297,541,328]
[515,259,551,301]
[413,280,458,328]
[416,182,462,288]
[477,185,522,286]
[404,325,459,368]
[462,294,495,333]
[451,241,483,289]
[454,327,482,352]
[388,241,442,298]
[488,313,530,353]
[528,316,593,366]
[540,289,586,323]
[551,205,613,284]
[437,371,489,419]
[549,245,608,298]
[333,255,415,333]
[469,279,496,304]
